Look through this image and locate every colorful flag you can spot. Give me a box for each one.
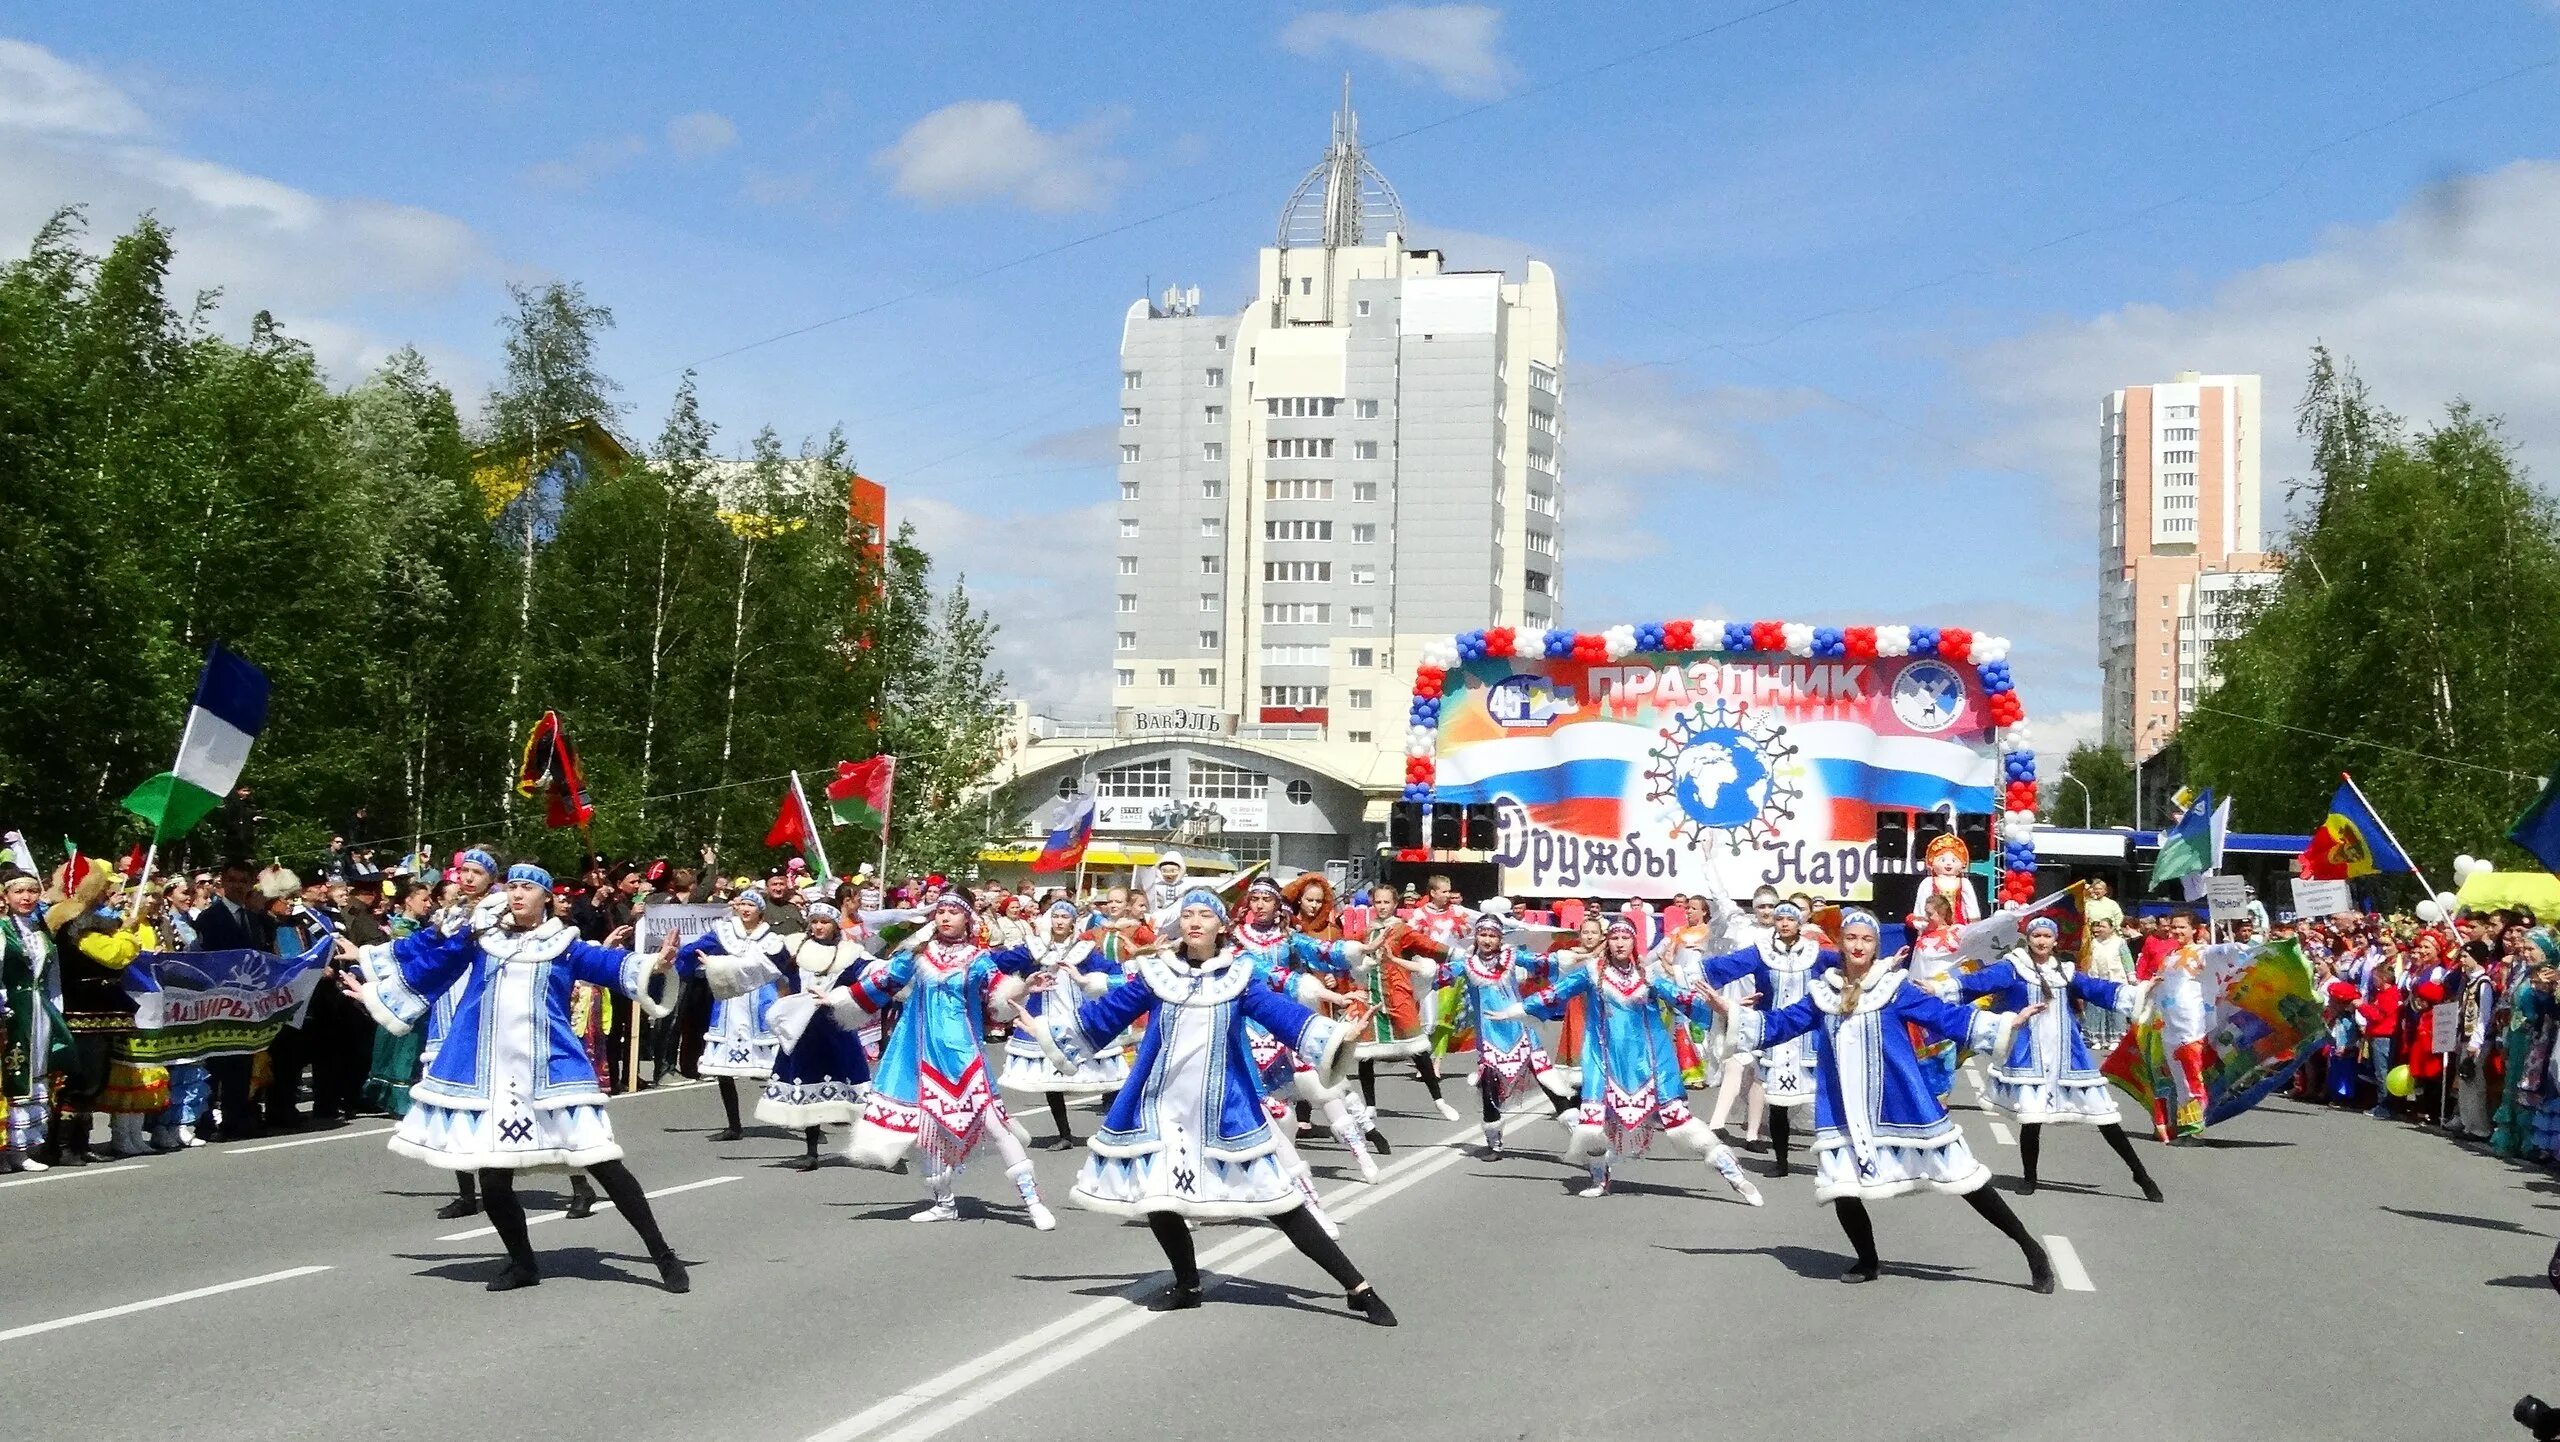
[2149,787,2217,888]
[119,641,269,844]
[513,711,594,829]
[2299,775,2414,879]
[1032,790,1096,874]
[2509,759,2560,873]
[2101,939,2326,1138]
[764,771,834,883]
[826,756,895,829]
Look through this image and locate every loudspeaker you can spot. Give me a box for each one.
[1870,871,1922,925]
[1912,809,1952,859]
[1388,801,1424,849]
[1956,811,1993,861]
[1430,806,1463,850]
[1463,803,1501,851]
[1873,809,1911,867]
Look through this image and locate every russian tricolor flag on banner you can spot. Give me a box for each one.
[1033,791,1097,873]
[121,642,269,844]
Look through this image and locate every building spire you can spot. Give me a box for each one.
[1278,75,1404,251]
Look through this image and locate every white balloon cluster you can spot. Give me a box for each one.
[2452,853,2497,885]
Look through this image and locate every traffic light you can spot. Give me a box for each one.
[1388,801,1424,849]
[1430,805,1463,850]
[1463,803,1501,851]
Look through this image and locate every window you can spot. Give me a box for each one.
[1524,571,1550,595]
[1096,759,1173,799]
[1200,554,1221,575]
[1123,371,1143,390]
[1526,490,1555,517]
[1347,688,1373,709]
[1264,397,1340,418]
[1116,631,1136,651]
[1199,592,1217,612]
[1262,602,1332,624]
[1115,667,1135,687]
[1122,408,1141,427]
[1525,530,1554,556]
[1526,447,1555,475]
[1299,276,1314,295]
[1348,606,1374,627]
[1201,475,1222,496]
[2161,594,2171,608]
[1198,667,1217,686]
[1350,524,1375,544]
[1267,437,1335,459]
[1120,480,1140,501]
[1204,406,1223,424]
[1529,363,1559,396]
[1348,564,1375,585]
[1119,518,1139,539]
[1353,440,1379,460]
[1118,556,1138,576]
[1156,668,1175,686]
[1355,398,1379,419]
[1261,644,1328,665]
[1529,408,1558,435]
[1260,685,1328,707]
[2162,449,2196,465]
[1346,729,1372,744]
[2161,471,2196,487]
[1351,481,1378,502]
[1264,478,1335,501]
[1200,518,1221,537]
[1054,774,1080,801]
[1189,762,1268,800]
[1348,647,1374,668]
[1282,778,1315,807]
[1264,519,1333,541]
[2162,427,2198,442]
[2163,403,2196,419]
[1214,334,1228,351]
[1264,560,1331,582]
[1205,368,1224,387]
[1355,299,1372,317]
[1197,630,1218,650]
[1202,441,1224,462]
[1117,594,1137,613]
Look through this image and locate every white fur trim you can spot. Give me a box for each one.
[629,959,680,1020]
[353,978,414,1036]
[703,952,781,1001]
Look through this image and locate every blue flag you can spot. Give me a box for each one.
[2511,762,2560,873]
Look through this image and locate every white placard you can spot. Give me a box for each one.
[2429,1001,2460,1055]
[2290,878,2352,919]
[635,902,726,956]
[2204,874,2252,923]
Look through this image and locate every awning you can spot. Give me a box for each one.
[977,841,1241,873]
[2459,869,2560,916]
[1361,797,1394,823]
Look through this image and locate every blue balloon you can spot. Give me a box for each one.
[1722,621,1754,652]
[1909,625,1940,657]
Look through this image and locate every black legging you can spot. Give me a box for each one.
[1480,1088,1502,1124]
[1356,1053,1445,1110]
[2019,1121,2155,1192]
[1833,1189,2045,1274]
[716,1078,743,1132]
[1047,1093,1076,1140]
[1768,1105,1792,1173]
[478,1159,672,1268]
[1144,1207,1365,1294]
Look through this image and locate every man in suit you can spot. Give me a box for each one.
[189,859,274,1141]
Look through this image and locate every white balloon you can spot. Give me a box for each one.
[2455,853,2478,877]
[2474,858,2496,875]
[2436,891,2460,914]
[2417,899,2443,923]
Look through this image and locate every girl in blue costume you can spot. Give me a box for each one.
[758,901,877,1172]
[1524,915,1763,1204]
[1024,888,1397,1324]
[1957,915,2161,1202]
[355,848,510,1220]
[1692,899,1839,1179]
[1439,908,1574,1158]
[841,895,1050,1228]
[1229,877,1381,1181]
[672,889,788,1143]
[341,863,689,1293]
[1712,908,2057,1291]
[997,899,1128,1147]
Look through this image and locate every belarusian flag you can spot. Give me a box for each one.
[765,771,835,884]
[826,756,895,829]
[121,642,269,845]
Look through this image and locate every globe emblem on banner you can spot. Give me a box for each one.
[1644,699,1801,854]
[1890,659,1967,733]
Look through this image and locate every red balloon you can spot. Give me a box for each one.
[1938,627,1972,663]
[1485,627,1515,658]
[1750,619,1785,652]
[1662,620,1695,651]
[1843,626,1877,659]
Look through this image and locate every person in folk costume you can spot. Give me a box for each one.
[42,858,163,1162]
[2451,940,2497,1140]
[997,899,1127,1147]
[1709,908,2057,1291]
[2492,935,2558,1157]
[1281,872,1345,1140]
[2146,911,2227,1142]
[1533,911,1607,1098]
[1142,853,1191,931]
[1228,875,1384,1180]
[1,868,68,1172]
[1900,888,1970,1101]
[840,894,1052,1227]
[1954,916,2163,1202]
[2402,929,2454,1120]
[1436,907,1574,1157]
[758,901,878,1171]
[341,863,690,1293]
[1521,914,1764,1204]
[1021,888,1397,1324]
[1702,887,1778,1148]
[1693,898,1840,1179]
[671,889,790,1143]
[1350,874,1464,1123]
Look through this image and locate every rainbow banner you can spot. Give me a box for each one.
[2101,939,2325,1137]
[1434,650,2000,900]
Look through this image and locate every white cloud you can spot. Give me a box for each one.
[665,110,738,160]
[1280,5,1515,99]
[891,492,1118,717]
[521,134,647,190]
[0,39,148,137]
[1567,367,1820,481]
[872,100,1129,214]
[1402,219,1553,280]
[1967,160,2560,508]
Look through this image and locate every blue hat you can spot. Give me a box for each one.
[1837,908,1879,934]
[933,893,975,917]
[1178,887,1229,922]
[460,848,499,876]
[735,889,768,915]
[1474,912,1508,934]
[506,862,551,890]
[2025,916,2060,937]
[1045,898,1079,918]
[1771,901,1805,921]
[804,901,841,923]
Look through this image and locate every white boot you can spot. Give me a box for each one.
[1578,1154,1611,1198]
[910,1161,958,1222]
[1332,1122,1379,1181]
[1007,1161,1056,1231]
[1292,1172,1342,1238]
[1482,1121,1504,1158]
[1710,1145,1764,1206]
[177,1124,203,1149]
[1433,1095,1461,1122]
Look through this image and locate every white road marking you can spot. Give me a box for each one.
[0,1265,330,1345]
[2043,1234,2095,1292]
[1988,1121,2016,1145]
[0,1161,147,1190]
[619,1080,713,1099]
[808,1113,1507,1442]
[223,1126,397,1154]
[436,1174,740,1242]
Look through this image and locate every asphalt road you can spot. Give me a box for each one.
[2,1059,2552,1442]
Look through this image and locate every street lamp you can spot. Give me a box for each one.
[2058,773,2092,828]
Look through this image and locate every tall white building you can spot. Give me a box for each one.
[1111,89,1564,747]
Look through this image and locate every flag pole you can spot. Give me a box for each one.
[793,771,834,885]
[876,756,895,885]
[2340,770,2439,904]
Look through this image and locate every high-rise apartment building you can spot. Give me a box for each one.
[2098,371,2273,760]
[1111,90,1564,746]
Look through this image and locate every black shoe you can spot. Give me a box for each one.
[654,1252,691,1294]
[1766,1157,1789,1179]
[1293,1123,1317,1140]
[786,1153,821,1172]
[712,1126,744,1142]
[1046,1133,1079,1150]
[2139,1178,2165,1204]
[1839,1262,1880,1284]
[436,1197,480,1220]
[1149,1283,1204,1312]
[1349,1286,1398,1327]
[564,1192,597,1220]
[1363,1130,1393,1156]
[2019,1177,2038,1196]
[486,1260,541,1292]
[2028,1255,2057,1295]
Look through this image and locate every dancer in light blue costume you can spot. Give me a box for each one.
[1229,877,1381,1180]
[1523,915,1763,1204]
[672,889,788,1143]
[1957,916,2161,1202]
[758,901,876,1172]
[354,848,507,1220]
[1024,888,1397,1324]
[1438,908,1574,1158]
[840,895,1051,1228]
[997,899,1127,1147]
[1693,899,1838,1179]
[343,863,690,1293]
[1714,908,2056,1291]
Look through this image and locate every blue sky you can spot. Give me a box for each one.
[9,3,2560,756]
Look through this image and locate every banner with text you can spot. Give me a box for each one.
[118,939,329,1065]
[1433,652,2000,901]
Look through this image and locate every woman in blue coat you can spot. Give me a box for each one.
[671,890,789,1142]
[1958,916,2162,1202]
[1715,908,2058,1291]
[1025,888,1396,1325]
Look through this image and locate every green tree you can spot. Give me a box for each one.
[2042,741,2133,828]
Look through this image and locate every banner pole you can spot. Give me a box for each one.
[2341,770,2439,905]
[876,757,895,884]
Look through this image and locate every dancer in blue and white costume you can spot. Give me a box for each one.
[672,890,788,1144]
[1438,908,1573,1158]
[758,901,876,1173]
[1958,915,2162,1203]
[1710,908,2056,1291]
[841,895,1052,1228]
[341,863,689,1293]
[353,848,508,1220]
[998,899,1127,1147]
[1694,899,1838,1179]
[1230,877,1382,1181]
[1023,888,1397,1324]
[1523,915,1763,1205]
